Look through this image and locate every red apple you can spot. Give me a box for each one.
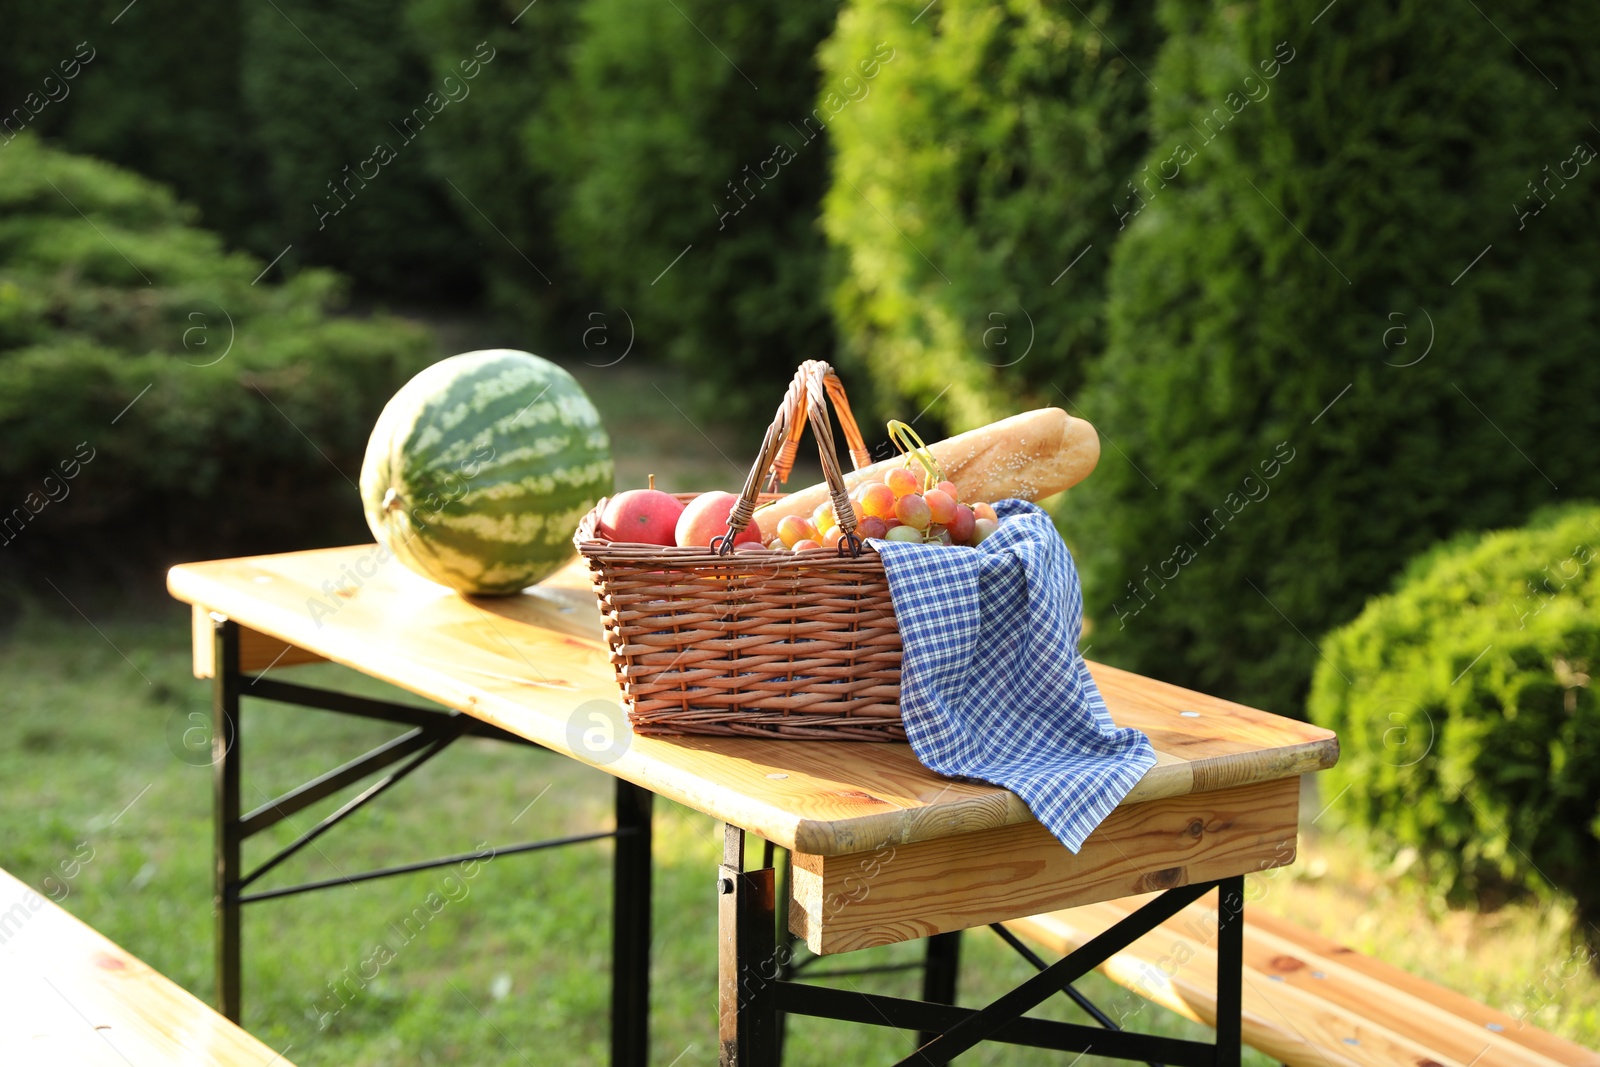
[598,487,685,546]
[674,491,763,548]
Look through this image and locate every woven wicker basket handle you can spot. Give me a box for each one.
[767,364,872,491]
[720,361,867,556]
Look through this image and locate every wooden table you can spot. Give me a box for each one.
[169,545,1337,1066]
[0,867,297,1066]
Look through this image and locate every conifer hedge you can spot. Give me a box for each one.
[529,0,842,429]
[404,0,588,333]
[0,0,272,253]
[1076,0,1600,714]
[240,0,479,296]
[819,0,1161,431]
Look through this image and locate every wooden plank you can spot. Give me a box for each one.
[788,778,1300,955]
[1092,662,1339,802]
[190,603,324,678]
[1008,893,1600,1067]
[167,546,1336,856]
[0,868,296,1066]
[1244,910,1600,1067]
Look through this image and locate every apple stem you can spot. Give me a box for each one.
[648,473,656,490]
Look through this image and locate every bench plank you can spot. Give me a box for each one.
[1008,892,1600,1067]
[0,868,294,1066]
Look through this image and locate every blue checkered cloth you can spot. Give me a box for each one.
[868,499,1156,853]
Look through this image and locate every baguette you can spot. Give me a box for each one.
[752,408,1099,538]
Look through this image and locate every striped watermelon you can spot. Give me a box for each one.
[360,350,613,595]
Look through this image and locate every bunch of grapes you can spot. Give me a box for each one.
[766,468,1002,552]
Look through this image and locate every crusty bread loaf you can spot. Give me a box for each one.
[752,408,1099,538]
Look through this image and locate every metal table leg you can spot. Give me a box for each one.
[1215,876,1245,1067]
[212,617,242,1023]
[612,778,654,1067]
[720,825,778,1066]
[917,931,962,1049]
[738,865,1246,1066]
[202,614,657,1056]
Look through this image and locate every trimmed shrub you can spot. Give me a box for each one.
[530,0,841,430]
[1077,0,1600,714]
[0,137,435,566]
[403,0,591,334]
[1308,504,1600,936]
[239,0,479,295]
[821,0,1161,431]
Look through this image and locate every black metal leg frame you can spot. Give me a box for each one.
[209,617,654,1066]
[719,823,1245,1067]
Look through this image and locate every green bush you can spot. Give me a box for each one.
[1308,505,1600,935]
[1077,0,1600,714]
[0,137,435,565]
[531,0,841,430]
[821,0,1160,431]
[239,0,479,296]
[403,0,591,333]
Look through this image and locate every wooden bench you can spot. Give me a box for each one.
[0,868,297,1066]
[1005,890,1599,1067]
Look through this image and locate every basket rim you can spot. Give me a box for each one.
[574,491,883,567]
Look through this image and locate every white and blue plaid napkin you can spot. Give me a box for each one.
[868,499,1157,852]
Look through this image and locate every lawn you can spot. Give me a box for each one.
[1,360,1595,1064]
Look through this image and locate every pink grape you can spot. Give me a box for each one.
[823,525,845,549]
[885,468,921,498]
[935,480,959,500]
[895,493,932,530]
[947,504,976,544]
[924,488,957,526]
[858,482,897,520]
[973,501,998,523]
[792,538,822,552]
[857,516,889,540]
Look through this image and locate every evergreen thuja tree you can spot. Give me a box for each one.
[820,0,1161,432]
[241,0,478,296]
[404,0,591,337]
[1078,0,1600,715]
[530,0,842,431]
[0,0,273,253]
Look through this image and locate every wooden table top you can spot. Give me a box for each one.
[168,545,1337,857]
[0,868,296,1066]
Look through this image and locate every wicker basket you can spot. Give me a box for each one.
[574,361,906,741]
